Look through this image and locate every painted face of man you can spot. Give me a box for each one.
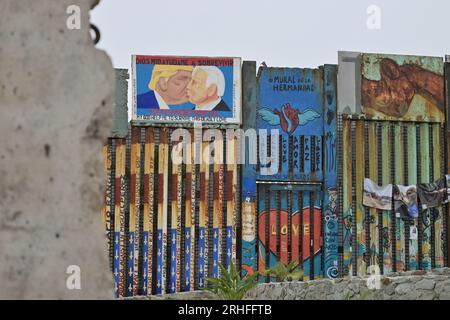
[187,68,211,106]
[163,70,192,105]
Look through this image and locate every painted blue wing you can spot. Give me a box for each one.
[257,107,280,126]
[298,109,320,126]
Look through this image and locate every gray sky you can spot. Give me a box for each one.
[92,0,450,69]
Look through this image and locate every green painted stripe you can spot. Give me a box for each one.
[381,123,392,273]
[368,122,379,268]
[394,123,405,272]
[407,124,419,270]
[420,123,431,270]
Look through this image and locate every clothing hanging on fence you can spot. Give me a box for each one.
[393,184,418,219]
[363,178,392,210]
[445,174,450,204]
[417,178,447,210]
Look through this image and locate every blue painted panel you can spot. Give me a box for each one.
[212,228,219,278]
[293,136,301,180]
[303,136,311,181]
[141,231,149,294]
[281,135,290,180]
[113,232,120,298]
[257,68,323,136]
[315,135,323,181]
[313,191,322,278]
[169,229,177,293]
[226,226,233,269]
[183,227,191,291]
[127,231,135,296]
[156,229,163,294]
[257,68,324,181]
[198,227,206,288]
[242,177,257,196]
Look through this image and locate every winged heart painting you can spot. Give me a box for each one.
[257,67,324,136]
[257,103,321,135]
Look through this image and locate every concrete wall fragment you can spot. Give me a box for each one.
[0,0,114,299]
[112,69,129,138]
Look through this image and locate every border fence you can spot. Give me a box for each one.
[103,54,450,297]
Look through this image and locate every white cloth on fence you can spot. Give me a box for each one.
[393,184,418,219]
[363,178,392,211]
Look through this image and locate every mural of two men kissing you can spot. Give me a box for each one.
[132,55,241,124]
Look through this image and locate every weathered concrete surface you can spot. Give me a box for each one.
[0,0,114,299]
[244,268,450,300]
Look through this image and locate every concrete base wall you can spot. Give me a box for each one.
[130,269,450,300]
[245,268,450,300]
[0,0,114,299]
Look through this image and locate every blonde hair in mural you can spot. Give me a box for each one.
[148,65,193,91]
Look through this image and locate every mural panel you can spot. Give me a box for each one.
[256,67,325,182]
[361,54,444,122]
[132,55,241,125]
[256,187,322,281]
[257,68,323,136]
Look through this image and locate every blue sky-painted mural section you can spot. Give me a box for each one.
[257,68,323,136]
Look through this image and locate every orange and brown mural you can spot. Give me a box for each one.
[361,54,444,122]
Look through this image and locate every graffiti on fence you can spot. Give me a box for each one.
[104,52,450,297]
[323,65,339,279]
